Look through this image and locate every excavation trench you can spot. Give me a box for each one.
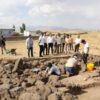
[0,55,100,100]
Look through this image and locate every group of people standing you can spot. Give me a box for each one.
[39,32,74,57]
[38,32,87,57]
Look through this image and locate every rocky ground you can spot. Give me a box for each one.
[0,55,100,100]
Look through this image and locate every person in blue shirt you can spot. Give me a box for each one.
[26,35,33,57]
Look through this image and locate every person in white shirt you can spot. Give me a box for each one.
[45,62,61,76]
[43,32,48,55]
[81,39,89,63]
[64,54,79,76]
[26,35,33,57]
[75,35,81,52]
[57,33,62,54]
[39,33,44,57]
[81,39,90,72]
[47,33,53,54]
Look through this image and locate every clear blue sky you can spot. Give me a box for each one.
[0,0,100,29]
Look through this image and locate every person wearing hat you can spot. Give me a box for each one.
[64,54,79,76]
[45,62,61,76]
[26,34,33,57]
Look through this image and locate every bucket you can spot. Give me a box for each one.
[87,63,94,71]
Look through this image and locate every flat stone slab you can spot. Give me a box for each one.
[61,70,100,89]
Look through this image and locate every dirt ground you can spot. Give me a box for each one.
[0,32,100,59]
[78,86,100,100]
[0,32,100,100]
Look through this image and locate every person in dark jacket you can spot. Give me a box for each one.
[0,35,6,54]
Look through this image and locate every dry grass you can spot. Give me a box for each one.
[0,32,100,59]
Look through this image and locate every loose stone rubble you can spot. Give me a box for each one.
[0,55,100,100]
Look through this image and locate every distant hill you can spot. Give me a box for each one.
[26,26,89,33]
[1,25,99,33]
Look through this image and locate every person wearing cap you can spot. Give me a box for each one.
[45,62,61,76]
[64,55,78,76]
[26,35,33,57]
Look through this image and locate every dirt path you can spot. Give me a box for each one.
[77,86,100,100]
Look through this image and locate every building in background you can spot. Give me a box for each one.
[0,26,15,37]
[24,30,37,36]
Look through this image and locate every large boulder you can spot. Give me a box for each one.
[48,75,60,86]
[3,63,14,74]
[32,61,39,67]
[89,71,100,78]
[41,85,52,100]
[35,80,44,86]
[1,60,9,65]
[26,77,36,87]
[26,86,37,93]
[9,86,24,98]
[0,84,11,92]
[0,90,11,100]
[12,58,23,73]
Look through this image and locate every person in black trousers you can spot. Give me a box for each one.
[43,32,48,55]
[39,33,44,57]
[81,39,90,71]
[0,35,6,54]
[75,35,81,52]
[47,33,53,54]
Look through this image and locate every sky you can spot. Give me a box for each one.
[0,0,100,29]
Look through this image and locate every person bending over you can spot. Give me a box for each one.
[64,54,79,76]
[45,62,61,76]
